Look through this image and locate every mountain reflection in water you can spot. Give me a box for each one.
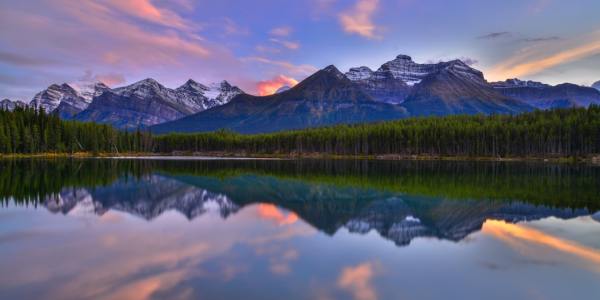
[3,158,597,247]
[1,158,600,300]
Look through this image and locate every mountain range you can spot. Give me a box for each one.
[3,54,600,133]
[75,79,243,129]
[3,78,244,130]
[151,65,408,134]
[40,173,595,247]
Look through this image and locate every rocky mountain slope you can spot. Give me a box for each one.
[151,65,408,134]
[29,82,109,118]
[492,79,600,109]
[346,55,485,105]
[344,55,533,116]
[75,78,243,129]
[402,61,534,116]
[40,172,594,247]
[0,99,26,111]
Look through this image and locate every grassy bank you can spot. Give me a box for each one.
[1,151,599,164]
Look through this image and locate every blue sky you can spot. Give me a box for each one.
[1,0,600,100]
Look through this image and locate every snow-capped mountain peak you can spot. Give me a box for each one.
[346,66,374,81]
[172,79,243,112]
[1,99,26,111]
[177,79,209,93]
[30,83,81,112]
[491,78,550,89]
[70,81,110,102]
[113,78,170,98]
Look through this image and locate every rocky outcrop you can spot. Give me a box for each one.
[151,65,408,134]
[492,80,600,109]
[75,78,243,129]
[0,99,26,111]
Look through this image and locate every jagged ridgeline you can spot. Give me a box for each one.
[1,159,599,211]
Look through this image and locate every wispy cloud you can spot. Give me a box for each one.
[529,0,552,15]
[309,0,337,20]
[337,262,379,300]
[0,51,57,67]
[521,36,561,42]
[222,17,250,36]
[104,0,192,30]
[483,220,600,271]
[270,26,293,37]
[339,0,381,39]
[242,56,318,76]
[255,45,281,54]
[256,75,299,96]
[269,38,300,50]
[459,57,479,66]
[78,70,126,87]
[487,32,600,80]
[477,31,511,40]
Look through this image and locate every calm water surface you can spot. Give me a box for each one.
[1,158,599,300]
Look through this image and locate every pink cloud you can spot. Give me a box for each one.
[339,0,381,39]
[243,57,318,77]
[105,0,191,30]
[270,26,293,37]
[79,70,126,86]
[222,17,250,36]
[256,203,299,224]
[269,38,300,50]
[256,75,299,96]
[337,262,380,300]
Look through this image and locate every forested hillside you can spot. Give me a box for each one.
[154,106,600,157]
[1,106,600,158]
[0,107,152,154]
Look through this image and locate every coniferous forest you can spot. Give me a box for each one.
[0,107,153,154]
[1,106,600,158]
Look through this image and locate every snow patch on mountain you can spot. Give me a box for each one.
[1,99,26,111]
[275,85,291,94]
[491,78,550,89]
[71,81,110,102]
[346,66,374,81]
[346,55,485,87]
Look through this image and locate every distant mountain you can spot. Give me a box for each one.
[43,175,239,220]
[174,79,244,111]
[72,82,110,102]
[29,82,109,118]
[275,85,291,93]
[346,55,533,116]
[75,78,243,130]
[151,65,408,134]
[40,172,592,247]
[346,55,488,105]
[402,61,534,116]
[592,81,600,91]
[0,99,26,111]
[492,79,600,109]
[346,65,410,105]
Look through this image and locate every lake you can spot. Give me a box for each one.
[1,158,599,300]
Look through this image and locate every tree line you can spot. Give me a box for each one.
[0,107,152,154]
[1,105,600,157]
[3,159,599,211]
[154,106,600,157]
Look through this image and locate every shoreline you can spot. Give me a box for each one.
[1,152,599,164]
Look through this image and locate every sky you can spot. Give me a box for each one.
[1,0,600,100]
